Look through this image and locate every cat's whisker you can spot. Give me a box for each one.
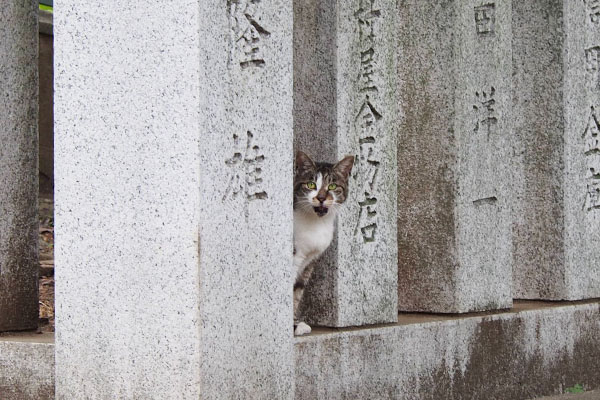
[295,200,313,211]
[298,203,319,212]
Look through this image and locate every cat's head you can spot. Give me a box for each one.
[294,151,354,217]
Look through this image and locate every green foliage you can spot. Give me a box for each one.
[565,384,585,394]
[39,4,53,12]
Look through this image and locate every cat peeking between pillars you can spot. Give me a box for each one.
[293,151,354,336]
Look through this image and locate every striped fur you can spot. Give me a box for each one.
[293,151,353,335]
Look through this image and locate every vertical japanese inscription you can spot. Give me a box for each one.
[583,0,600,209]
[354,0,382,244]
[223,1,270,206]
[228,0,271,69]
[583,107,600,211]
[223,131,268,202]
[585,0,600,24]
[583,4,600,211]
[474,3,495,35]
[356,0,381,93]
[473,87,498,137]
[586,46,600,89]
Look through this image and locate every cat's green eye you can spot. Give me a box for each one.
[306,181,317,190]
[328,183,337,190]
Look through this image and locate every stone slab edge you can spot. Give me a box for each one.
[4,303,599,400]
[0,339,55,399]
[295,301,600,400]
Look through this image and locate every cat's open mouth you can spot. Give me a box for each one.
[314,206,328,217]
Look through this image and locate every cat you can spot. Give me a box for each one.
[293,150,354,336]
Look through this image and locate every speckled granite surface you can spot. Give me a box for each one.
[512,0,600,301]
[0,1,39,332]
[294,0,398,328]
[397,0,513,313]
[54,1,294,398]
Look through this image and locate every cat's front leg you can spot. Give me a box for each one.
[293,255,314,336]
[293,280,304,322]
[292,251,308,321]
[293,284,312,336]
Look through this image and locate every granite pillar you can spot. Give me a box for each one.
[294,0,398,327]
[54,1,294,398]
[512,0,600,299]
[397,0,513,312]
[0,1,39,331]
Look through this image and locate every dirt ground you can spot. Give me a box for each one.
[38,189,54,333]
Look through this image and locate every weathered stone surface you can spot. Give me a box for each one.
[294,0,398,327]
[54,1,293,398]
[0,1,39,331]
[295,301,600,400]
[0,334,54,400]
[3,303,600,400]
[397,0,513,313]
[512,0,600,300]
[197,1,294,398]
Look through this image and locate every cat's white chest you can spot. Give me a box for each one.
[293,211,335,273]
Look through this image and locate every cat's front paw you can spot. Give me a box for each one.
[294,321,312,336]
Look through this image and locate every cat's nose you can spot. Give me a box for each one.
[317,194,327,203]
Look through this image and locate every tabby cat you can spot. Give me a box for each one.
[293,151,354,336]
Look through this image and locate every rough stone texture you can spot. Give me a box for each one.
[0,1,39,331]
[3,304,600,400]
[511,0,566,300]
[564,0,600,300]
[197,1,294,398]
[0,334,55,400]
[39,10,53,186]
[54,1,293,399]
[512,1,600,300]
[397,0,513,313]
[295,301,600,400]
[294,0,398,327]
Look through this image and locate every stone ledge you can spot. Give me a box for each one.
[1,302,599,399]
[295,300,600,400]
[0,333,54,399]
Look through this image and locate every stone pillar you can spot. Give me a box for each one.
[0,2,39,331]
[512,0,600,299]
[54,1,294,398]
[397,1,513,312]
[294,0,398,327]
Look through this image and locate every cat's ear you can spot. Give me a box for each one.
[296,151,316,175]
[334,155,354,181]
